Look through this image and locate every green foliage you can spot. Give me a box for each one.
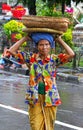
[36,0,53,16]
[36,0,74,50]
[3,20,26,39]
[22,0,36,8]
[62,29,74,49]
[55,29,74,54]
[78,14,83,23]
[36,0,73,24]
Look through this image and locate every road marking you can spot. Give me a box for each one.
[0,103,83,130]
[0,103,28,115]
[55,121,83,130]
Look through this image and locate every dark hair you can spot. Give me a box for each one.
[36,39,50,46]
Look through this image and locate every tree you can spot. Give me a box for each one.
[21,0,72,15]
[72,0,83,5]
[21,0,83,16]
[22,0,36,15]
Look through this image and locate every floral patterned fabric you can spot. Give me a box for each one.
[25,53,69,107]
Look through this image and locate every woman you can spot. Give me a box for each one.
[9,32,75,130]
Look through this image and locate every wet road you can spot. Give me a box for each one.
[0,70,83,130]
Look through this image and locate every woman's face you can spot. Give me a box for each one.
[37,40,51,57]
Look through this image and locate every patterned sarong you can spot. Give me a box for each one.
[28,94,57,130]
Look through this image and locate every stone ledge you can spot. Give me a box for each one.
[3,67,29,75]
[0,67,82,84]
[57,73,79,83]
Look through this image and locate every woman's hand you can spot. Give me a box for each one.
[54,35,62,42]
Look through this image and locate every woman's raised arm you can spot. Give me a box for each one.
[55,36,75,59]
[9,35,31,54]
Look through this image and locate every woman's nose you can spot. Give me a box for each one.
[43,45,47,48]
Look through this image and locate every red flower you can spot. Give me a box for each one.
[58,53,69,63]
[45,57,50,61]
[55,99,62,106]
[30,57,35,63]
[58,53,64,59]
[45,85,49,91]
[42,57,50,64]
[11,33,18,42]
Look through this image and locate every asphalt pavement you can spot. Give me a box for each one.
[0,70,83,130]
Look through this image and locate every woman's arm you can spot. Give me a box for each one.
[55,36,75,59]
[9,35,31,54]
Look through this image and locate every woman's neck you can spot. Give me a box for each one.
[39,53,49,60]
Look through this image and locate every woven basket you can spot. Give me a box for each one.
[22,15,70,34]
[22,27,63,35]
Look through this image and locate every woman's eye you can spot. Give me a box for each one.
[39,44,49,46]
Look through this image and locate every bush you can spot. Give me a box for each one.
[3,20,26,39]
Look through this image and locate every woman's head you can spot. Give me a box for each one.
[37,39,51,56]
[31,32,55,56]
[31,32,55,47]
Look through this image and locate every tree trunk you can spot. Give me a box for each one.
[72,52,77,69]
[22,0,36,15]
[66,0,71,7]
[0,2,2,14]
[28,0,36,15]
[61,0,65,14]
